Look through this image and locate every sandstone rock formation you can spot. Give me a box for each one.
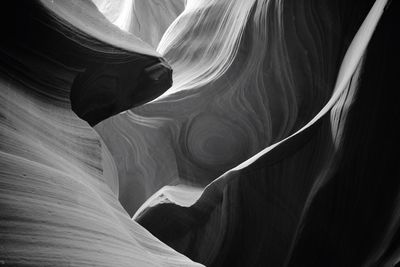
[1,0,398,266]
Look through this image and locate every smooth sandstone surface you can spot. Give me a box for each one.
[134,0,400,266]
[0,1,201,266]
[1,0,399,266]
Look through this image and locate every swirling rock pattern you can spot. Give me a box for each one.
[136,0,400,266]
[95,0,384,216]
[1,0,398,266]
[0,1,201,266]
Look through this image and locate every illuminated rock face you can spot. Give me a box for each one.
[92,0,185,48]
[0,1,199,266]
[134,1,400,266]
[0,0,399,267]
